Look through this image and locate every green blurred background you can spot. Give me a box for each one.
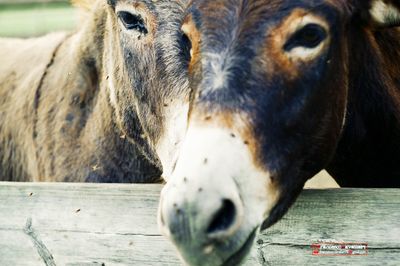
[0,0,77,37]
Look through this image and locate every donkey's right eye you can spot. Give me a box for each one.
[284,23,327,51]
[117,11,148,34]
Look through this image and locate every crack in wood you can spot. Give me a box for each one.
[2,226,162,237]
[24,218,57,266]
[34,228,162,237]
[258,248,268,265]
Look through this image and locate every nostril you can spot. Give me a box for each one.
[206,199,236,235]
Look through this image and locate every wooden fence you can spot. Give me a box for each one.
[0,183,398,265]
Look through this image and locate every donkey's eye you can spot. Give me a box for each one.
[284,24,327,51]
[181,33,192,63]
[117,11,148,34]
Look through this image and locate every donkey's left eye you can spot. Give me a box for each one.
[284,24,327,51]
[181,33,192,63]
[117,11,148,34]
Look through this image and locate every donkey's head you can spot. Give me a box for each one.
[101,0,191,176]
[159,0,400,265]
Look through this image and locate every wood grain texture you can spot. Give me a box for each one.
[0,183,398,265]
[257,189,400,266]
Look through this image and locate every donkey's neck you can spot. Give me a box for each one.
[35,4,161,183]
[327,27,400,187]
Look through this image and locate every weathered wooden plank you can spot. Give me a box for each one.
[0,183,398,265]
[257,189,400,265]
[258,189,400,246]
[0,183,162,235]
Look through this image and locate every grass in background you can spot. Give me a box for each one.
[0,2,78,38]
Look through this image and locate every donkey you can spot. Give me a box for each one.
[0,0,191,183]
[159,0,400,265]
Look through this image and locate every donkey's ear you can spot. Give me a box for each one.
[71,0,92,11]
[362,0,400,27]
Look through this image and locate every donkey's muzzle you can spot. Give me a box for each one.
[159,173,245,266]
[158,120,280,266]
[159,183,244,252]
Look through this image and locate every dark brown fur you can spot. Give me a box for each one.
[163,1,400,265]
